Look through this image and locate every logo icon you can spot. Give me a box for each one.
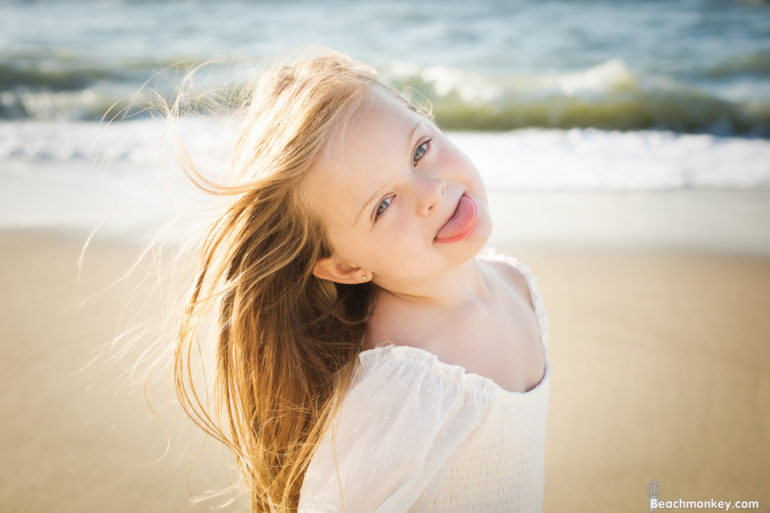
[647,479,661,512]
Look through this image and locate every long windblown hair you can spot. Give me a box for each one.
[171,52,400,512]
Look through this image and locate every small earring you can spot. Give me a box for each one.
[361,274,369,282]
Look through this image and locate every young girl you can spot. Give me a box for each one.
[173,51,550,513]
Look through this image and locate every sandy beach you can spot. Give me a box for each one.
[1,189,768,512]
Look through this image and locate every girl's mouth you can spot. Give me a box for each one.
[434,193,478,243]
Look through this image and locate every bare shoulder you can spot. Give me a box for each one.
[478,255,534,309]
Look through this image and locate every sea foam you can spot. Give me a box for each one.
[1,119,768,237]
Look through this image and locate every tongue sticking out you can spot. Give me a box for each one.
[435,194,478,243]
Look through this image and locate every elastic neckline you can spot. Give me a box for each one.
[359,343,550,399]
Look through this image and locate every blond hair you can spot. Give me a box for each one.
[171,52,412,512]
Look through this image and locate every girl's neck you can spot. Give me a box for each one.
[374,257,491,310]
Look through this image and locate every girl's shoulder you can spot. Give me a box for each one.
[478,248,536,289]
[477,249,547,325]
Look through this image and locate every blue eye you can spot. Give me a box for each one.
[375,196,393,220]
[413,139,431,166]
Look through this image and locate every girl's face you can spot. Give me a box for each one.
[304,88,492,291]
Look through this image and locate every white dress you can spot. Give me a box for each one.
[298,254,550,513]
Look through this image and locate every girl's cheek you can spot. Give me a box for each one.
[391,207,419,235]
[438,144,465,168]
[391,211,409,232]
[431,139,457,169]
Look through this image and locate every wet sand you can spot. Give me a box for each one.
[1,226,768,512]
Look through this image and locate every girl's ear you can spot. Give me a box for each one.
[313,256,368,284]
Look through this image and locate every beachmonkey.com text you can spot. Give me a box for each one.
[650,498,760,511]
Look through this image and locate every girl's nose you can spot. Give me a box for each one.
[416,177,447,216]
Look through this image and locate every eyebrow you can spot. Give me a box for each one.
[351,119,422,227]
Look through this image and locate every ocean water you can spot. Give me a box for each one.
[1,0,769,235]
[3,0,770,132]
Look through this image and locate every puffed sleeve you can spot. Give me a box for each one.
[298,345,490,513]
